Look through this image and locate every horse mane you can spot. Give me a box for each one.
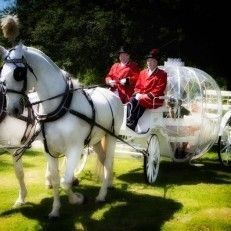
[26,46,62,74]
[25,46,81,87]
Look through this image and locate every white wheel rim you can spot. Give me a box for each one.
[146,136,160,183]
[220,125,231,165]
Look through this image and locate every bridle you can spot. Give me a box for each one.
[0,80,37,160]
[3,60,27,96]
[1,48,37,98]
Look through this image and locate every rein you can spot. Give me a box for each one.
[0,82,39,160]
[67,107,147,156]
[1,49,147,157]
[0,107,39,161]
[29,84,106,106]
[34,74,74,122]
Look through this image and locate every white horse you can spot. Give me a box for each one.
[0,90,85,209]
[0,86,57,207]
[0,89,34,207]
[0,44,124,218]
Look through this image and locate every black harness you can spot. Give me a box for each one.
[0,89,37,160]
[1,52,99,156]
[0,83,7,123]
[1,50,148,159]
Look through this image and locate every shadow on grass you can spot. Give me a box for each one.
[0,185,182,231]
[118,158,231,186]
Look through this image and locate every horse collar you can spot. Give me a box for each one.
[35,74,74,122]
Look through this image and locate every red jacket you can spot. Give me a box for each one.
[135,68,167,108]
[105,61,139,103]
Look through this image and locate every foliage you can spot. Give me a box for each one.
[0,0,229,88]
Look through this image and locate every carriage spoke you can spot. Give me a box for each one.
[144,135,160,184]
[219,124,231,166]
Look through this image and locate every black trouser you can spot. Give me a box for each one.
[126,97,146,130]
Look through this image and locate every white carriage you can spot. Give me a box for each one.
[116,59,228,183]
[217,90,231,166]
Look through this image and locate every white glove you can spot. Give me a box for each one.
[108,80,116,87]
[135,93,142,100]
[120,78,127,85]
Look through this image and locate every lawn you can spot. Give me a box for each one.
[0,149,230,231]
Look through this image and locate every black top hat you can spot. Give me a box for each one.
[145,48,159,60]
[118,45,130,54]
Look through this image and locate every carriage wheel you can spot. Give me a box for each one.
[143,135,160,184]
[218,122,231,167]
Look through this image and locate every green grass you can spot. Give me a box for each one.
[0,150,230,231]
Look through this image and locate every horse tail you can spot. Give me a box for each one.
[1,14,20,42]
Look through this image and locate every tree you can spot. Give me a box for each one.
[0,0,228,88]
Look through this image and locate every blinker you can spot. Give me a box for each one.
[14,67,27,82]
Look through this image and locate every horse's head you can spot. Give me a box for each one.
[0,44,29,116]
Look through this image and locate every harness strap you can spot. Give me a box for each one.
[40,122,64,158]
[6,88,27,97]
[0,84,6,123]
[13,124,41,161]
[68,108,147,155]
[81,89,96,145]
[35,75,73,122]
[20,105,35,144]
[41,122,49,155]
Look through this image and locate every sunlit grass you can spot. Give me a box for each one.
[0,149,230,230]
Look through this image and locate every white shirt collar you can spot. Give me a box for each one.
[120,61,128,67]
[148,67,157,76]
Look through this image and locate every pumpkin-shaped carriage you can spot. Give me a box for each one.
[117,59,230,183]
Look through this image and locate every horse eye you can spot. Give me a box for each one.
[14,67,27,82]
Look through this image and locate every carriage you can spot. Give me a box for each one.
[73,58,231,184]
[113,58,231,183]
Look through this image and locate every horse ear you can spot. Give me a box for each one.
[17,42,23,51]
[0,46,8,59]
[14,42,24,57]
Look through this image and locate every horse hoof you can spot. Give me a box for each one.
[95,196,106,203]
[48,213,60,219]
[13,201,25,208]
[108,185,115,190]
[76,193,84,204]
[46,184,53,189]
[48,215,59,220]
[69,193,84,205]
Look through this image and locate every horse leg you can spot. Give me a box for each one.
[45,162,53,189]
[62,147,84,205]
[93,138,106,182]
[93,137,113,187]
[95,135,116,202]
[94,137,106,164]
[59,157,79,187]
[12,157,27,207]
[46,155,61,218]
